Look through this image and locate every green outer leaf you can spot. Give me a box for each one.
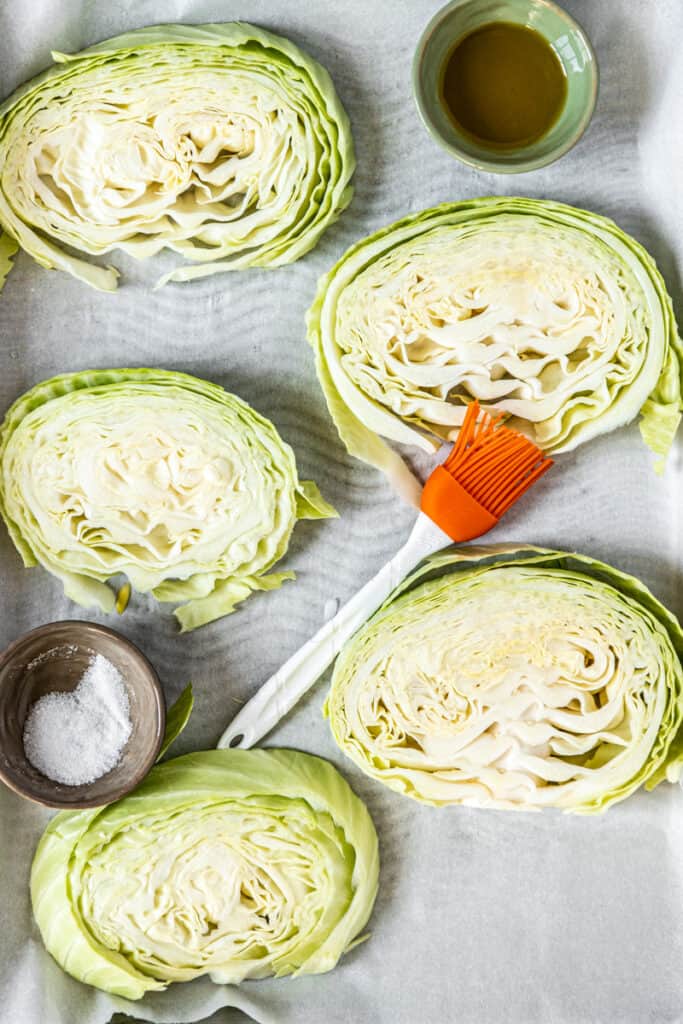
[308,198,682,494]
[0,23,355,289]
[0,230,18,290]
[326,544,683,813]
[305,294,424,506]
[157,683,194,760]
[172,571,296,632]
[31,749,379,999]
[295,479,340,520]
[0,368,335,629]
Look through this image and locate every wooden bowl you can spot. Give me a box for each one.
[0,621,165,808]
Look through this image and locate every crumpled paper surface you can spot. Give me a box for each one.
[0,2,681,1023]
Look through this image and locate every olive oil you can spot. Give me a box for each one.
[441,22,567,149]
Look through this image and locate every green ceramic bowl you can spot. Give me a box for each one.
[413,0,598,173]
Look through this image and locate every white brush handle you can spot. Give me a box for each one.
[218,513,448,749]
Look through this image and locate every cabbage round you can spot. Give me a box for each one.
[31,749,379,998]
[326,546,683,812]
[0,368,335,630]
[309,198,682,499]
[0,23,354,289]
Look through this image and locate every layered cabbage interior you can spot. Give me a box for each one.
[5,65,307,258]
[334,217,658,450]
[1,386,295,589]
[0,370,334,628]
[31,750,379,998]
[328,565,678,810]
[77,798,355,983]
[0,25,354,285]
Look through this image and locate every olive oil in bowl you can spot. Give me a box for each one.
[441,22,567,149]
[412,0,598,173]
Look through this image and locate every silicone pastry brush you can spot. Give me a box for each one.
[218,402,552,749]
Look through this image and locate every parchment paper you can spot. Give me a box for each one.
[0,2,681,1022]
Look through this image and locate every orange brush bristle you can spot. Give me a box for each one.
[420,400,552,542]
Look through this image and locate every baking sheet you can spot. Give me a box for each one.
[0,1,682,1022]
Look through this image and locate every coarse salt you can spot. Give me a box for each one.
[23,653,132,786]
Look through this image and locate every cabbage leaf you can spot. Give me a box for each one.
[31,749,379,998]
[0,368,336,629]
[326,545,683,812]
[309,198,682,495]
[0,23,354,288]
